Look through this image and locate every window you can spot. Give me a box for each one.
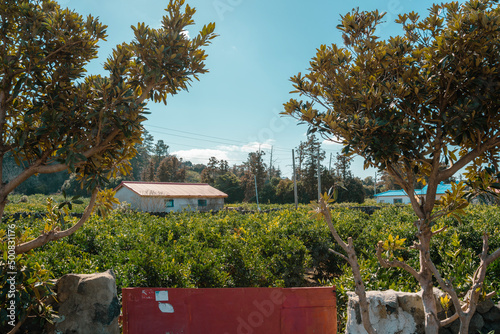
[393,198,403,204]
[165,199,174,208]
[198,199,207,207]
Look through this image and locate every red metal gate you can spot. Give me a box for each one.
[122,287,336,334]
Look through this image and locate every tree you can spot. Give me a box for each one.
[154,140,169,160]
[2,0,216,254]
[378,170,402,191]
[283,1,500,333]
[191,163,206,174]
[333,152,352,180]
[275,178,295,203]
[260,177,281,204]
[336,177,365,204]
[129,129,155,180]
[295,135,325,201]
[214,172,244,203]
[156,156,186,182]
[362,176,376,198]
[241,151,266,202]
[152,139,169,168]
[141,160,157,182]
[3,153,70,195]
[200,156,228,185]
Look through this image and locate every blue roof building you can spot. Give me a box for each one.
[374,183,453,204]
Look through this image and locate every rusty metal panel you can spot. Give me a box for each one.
[116,181,228,198]
[281,288,337,334]
[122,287,336,334]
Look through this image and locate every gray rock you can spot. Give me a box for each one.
[48,269,120,334]
[345,289,499,334]
[346,290,420,334]
[476,298,495,314]
[483,304,500,323]
[483,321,500,333]
[438,328,453,334]
[470,312,485,334]
[448,318,460,334]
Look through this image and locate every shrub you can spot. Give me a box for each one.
[3,200,500,331]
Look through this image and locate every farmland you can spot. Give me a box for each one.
[2,196,500,331]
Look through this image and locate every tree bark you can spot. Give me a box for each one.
[416,216,441,334]
[15,189,98,254]
[320,197,377,334]
[458,315,471,334]
[420,278,440,334]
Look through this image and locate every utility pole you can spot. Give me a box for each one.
[329,152,332,172]
[317,146,322,201]
[374,171,377,195]
[254,175,261,211]
[292,149,298,209]
[269,146,273,179]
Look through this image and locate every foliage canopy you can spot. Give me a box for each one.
[0,0,215,210]
[284,1,500,333]
[0,0,216,254]
[284,0,500,214]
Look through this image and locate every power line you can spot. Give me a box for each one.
[147,132,293,165]
[147,124,250,145]
[145,124,293,152]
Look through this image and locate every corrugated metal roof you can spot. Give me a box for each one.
[115,181,228,198]
[374,189,408,197]
[374,183,453,197]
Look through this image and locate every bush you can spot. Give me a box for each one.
[2,200,500,332]
[0,225,55,333]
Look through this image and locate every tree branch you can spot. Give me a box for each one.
[328,247,349,262]
[439,136,500,182]
[15,189,98,254]
[438,234,499,328]
[2,128,121,197]
[440,307,462,327]
[484,244,500,267]
[6,304,32,334]
[137,81,157,105]
[424,248,465,321]
[431,225,448,237]
[376,241,421,281]
[424,146,442,215]
[388,163,425,219]
[319,198,377,334]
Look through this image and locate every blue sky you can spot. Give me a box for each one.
[65,0,445,179]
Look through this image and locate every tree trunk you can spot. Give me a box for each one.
[421,275,440,334]
[458,315,470,334]
[0,193,7,222]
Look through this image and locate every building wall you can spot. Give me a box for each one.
[167,198,224,213]
[376,194,446,204]
[376,196,412,204]
[115,187,141,209]
[115,188,224,212]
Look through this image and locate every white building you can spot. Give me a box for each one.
[114,181,228,213]
[374,183,453,204]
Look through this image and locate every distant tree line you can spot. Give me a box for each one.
[4,130,399,203]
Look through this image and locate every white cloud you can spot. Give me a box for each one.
[218,139,275,153]
[171,140,276,165]
[171,148,229,164]
[322,139,343,147]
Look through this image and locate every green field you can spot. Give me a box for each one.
[2,196,500,331]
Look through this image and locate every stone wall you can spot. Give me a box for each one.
[47,269,120,334]
[346,289,500,334]
[441,298,500,334]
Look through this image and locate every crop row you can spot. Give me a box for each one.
[3,203,500,331]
